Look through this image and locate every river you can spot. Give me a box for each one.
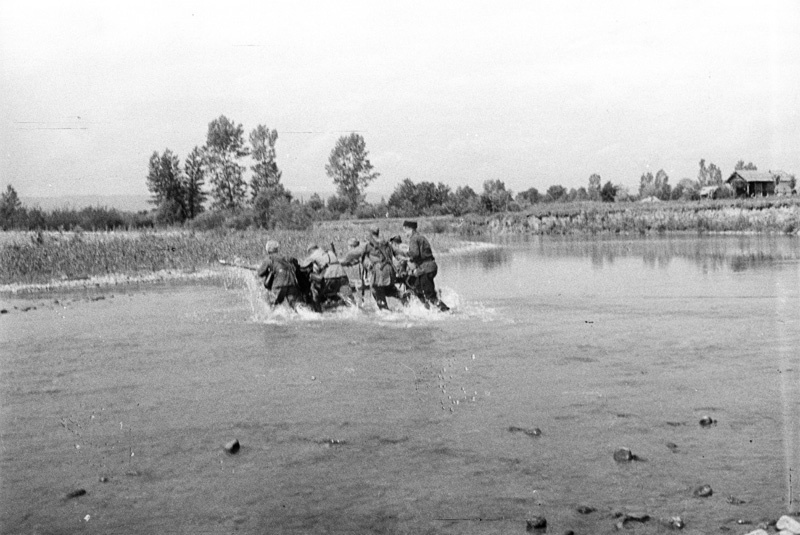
[1,234,798,534]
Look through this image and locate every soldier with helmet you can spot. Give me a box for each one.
[256,240,300,309]
[361,226,407,310]
[401,220,450,312]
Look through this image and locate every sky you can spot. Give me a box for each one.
[1,0,799,201]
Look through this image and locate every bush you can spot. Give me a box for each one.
[187,210,227,231]
[224,211,255,230]
[270,201,313,230]
[430,218,451,234]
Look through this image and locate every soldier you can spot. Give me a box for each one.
[299,243,354,310]
[402,220,450,311]
[362,227,406,310]
[256,240,300,309]
[340,237,368,306]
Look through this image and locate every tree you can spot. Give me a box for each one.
[249,125,285,200]
[639,171,655,198]
[388,178,420,215]
[307,193,325,211]
[655,169,671,200]
[0,185,23,229]
[183,146,206,219]
[516,187,540,205]
[698,159,723,187]
[204,115,249,210]
[325,133,379,212]
[146,149,187,222]
[588,173,602,201]
[327,194,352,215]
[481,179,513,212]
[735,160,757,171]
[544,184,566,203]
[639,169,671,200]
[445,185,481,216]
[388,179,451,216]
[600,181,617,202]
[565,188,578,202]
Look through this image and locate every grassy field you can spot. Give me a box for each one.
[0,223,467,287]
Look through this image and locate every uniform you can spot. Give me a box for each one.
[404,224,449,311]
[341,242,368,300]
[363,234,406,310]
[257,253,300,308]
[300,246,353,308]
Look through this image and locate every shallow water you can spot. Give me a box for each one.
[1,235,799,534]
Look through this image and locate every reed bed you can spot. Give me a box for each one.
[0,226,467,286]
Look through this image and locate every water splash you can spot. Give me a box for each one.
[222,267,497,324]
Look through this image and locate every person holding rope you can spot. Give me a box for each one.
[256,240,301,309]
[402,220,450,312]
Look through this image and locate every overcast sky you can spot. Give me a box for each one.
[1,0,798,200]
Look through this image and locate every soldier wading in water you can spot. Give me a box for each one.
[359,226,407,311]
[256,240,300,309]
[401,220,450,312]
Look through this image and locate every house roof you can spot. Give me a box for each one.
[699,186,718,195]
[727,171,775,183]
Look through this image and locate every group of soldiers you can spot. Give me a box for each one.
[256,220,450,313]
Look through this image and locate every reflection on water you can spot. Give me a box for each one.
[521,234,800,273]
[445,246,512,271]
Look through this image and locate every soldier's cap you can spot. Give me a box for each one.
[265,240,279,253]
[402,220,418,230]
[306,243,320,253]
[388,235,402,243]
[347,238,359,247]
[369,225,380,236]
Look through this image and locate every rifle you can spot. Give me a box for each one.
[218,259,257,271]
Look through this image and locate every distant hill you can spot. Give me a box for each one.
[21,195,152,212]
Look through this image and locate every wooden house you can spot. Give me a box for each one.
[699,185,719,199]
[726,171,776,197]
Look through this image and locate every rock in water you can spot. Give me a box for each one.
[508,426,542,437]
[613,447,635,462]
[660,516,685,530]
[525,516,547,531]
[776,515,800,534]
[699,415,716,427]
[692,484,713,497]
[224,439,240,454]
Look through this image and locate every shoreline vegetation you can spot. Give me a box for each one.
[2,198,798,292]
[0,225,489,292]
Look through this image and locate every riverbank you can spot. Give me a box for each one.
[452,197,800,236]
[0,228,488,292]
